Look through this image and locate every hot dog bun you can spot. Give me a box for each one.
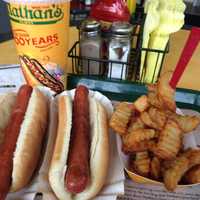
[0,87,48,194]
[49,94,109,200]
[10,88,48,192]
[0,93,16,145]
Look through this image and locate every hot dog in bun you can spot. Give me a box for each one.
[0,85,48,199]
[49,85,109,200]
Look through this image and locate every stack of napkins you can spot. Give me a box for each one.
[0,65,25,94]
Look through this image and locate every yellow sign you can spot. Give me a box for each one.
[8,2,70,93]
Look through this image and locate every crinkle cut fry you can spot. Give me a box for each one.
[148,107,167,130]
[133,95,149,113]
[184,165,200,184]
[123,128,157,144]
[155,120,182,160]
[164,156,189,191]
[147,84,163,109]
[150,156,161,180]
[169,114,200,133]
[183,149,200,168]
[140,112,158,130]
[164,150,200,190]
[109,102,132,136]
[122,139,156,153]
[157,71,176,112]
[134,151,151,177]
[127,117,144,133]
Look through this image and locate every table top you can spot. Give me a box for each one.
[0,28,199,91]
[162,29,200,91]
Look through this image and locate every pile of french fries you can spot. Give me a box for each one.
[110,72,200,191]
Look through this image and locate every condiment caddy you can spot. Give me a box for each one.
[68,12,169,83]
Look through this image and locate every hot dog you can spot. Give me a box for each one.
[0,85,48,199]
[65,86,90,193]
[49,85,109,200]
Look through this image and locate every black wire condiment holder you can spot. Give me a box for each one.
[68,12,169,84]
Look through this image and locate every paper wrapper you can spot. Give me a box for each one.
[6,88,125,200]
[117,108,200,187]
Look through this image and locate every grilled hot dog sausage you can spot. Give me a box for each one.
[0,85,32,197]
[65,85,90,193]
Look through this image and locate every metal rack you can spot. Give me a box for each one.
[68,41,138,81]
[68,13,169,83]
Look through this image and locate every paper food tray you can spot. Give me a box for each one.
[3,86,124,199]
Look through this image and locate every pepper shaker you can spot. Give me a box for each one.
[80,19,102,75]
[108,21,133,80]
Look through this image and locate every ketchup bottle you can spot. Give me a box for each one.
[90,0,131,23]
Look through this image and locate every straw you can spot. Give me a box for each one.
[169,27,200,89]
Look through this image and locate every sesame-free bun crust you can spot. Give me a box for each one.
[49,95,109,200]
[10,88,48,192]
[0,93,16,146]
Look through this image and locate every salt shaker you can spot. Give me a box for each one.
[108,21,133,79]
[80,19,102,75]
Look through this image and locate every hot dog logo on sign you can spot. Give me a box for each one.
[20,55,64,93]
[7,4,64,24]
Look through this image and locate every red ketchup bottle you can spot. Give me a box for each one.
[90,0,131,23]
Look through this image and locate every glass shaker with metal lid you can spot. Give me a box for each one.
[80,19,102,75]
[108,21,134,80]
